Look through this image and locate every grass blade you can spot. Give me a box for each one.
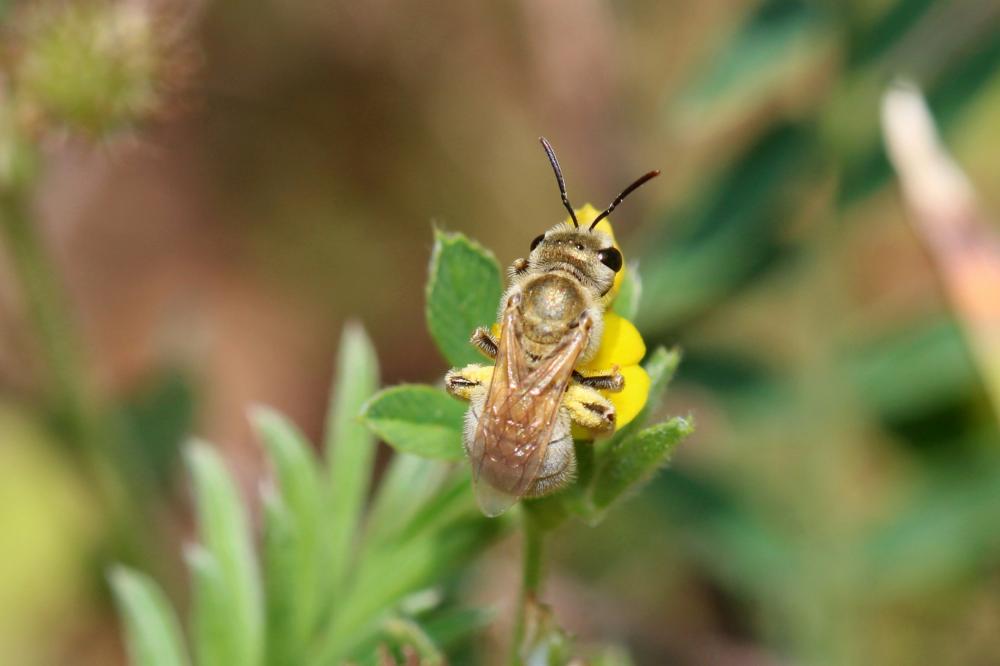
[363,453,451,547]
[186,546,238,666]
[109,566,190,666]
[252,406,323,654]
[324,321,380,600]
[185,441,263,666]
[316,518,502,662]
[260,489,300,666]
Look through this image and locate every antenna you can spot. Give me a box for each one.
[589,170,660,230]
[539,137,578,228]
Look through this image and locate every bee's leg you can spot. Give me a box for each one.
[564,383,616,432]
[573,366,625,393]
[445,364,494,401]
[508,257,529,277]
[526,415,576,497]
[470,327,499,360]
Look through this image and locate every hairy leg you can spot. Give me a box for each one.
[508,257,529,277]
[564,383,616,433]
[470,327,499,360]
[573,367,624,392]
[445,364,494,400]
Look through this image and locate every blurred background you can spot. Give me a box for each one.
[1,0,999,663]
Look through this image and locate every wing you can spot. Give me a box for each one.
[468,297,591,516]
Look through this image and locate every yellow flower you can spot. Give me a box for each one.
[575,312,649,435]
[569,205,649,435]
[489,206,649,434]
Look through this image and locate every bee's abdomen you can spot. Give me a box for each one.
[520,273,586,346]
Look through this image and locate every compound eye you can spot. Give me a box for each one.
[598,247,623,272]
[529,234,545,251]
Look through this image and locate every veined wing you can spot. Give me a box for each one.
[469,299,591,516]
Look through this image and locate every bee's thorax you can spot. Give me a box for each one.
[517,272,589,362]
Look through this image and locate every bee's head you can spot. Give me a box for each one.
[534,137,658,294]
[527,226,621,295]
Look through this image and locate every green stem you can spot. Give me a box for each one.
[0,186,139,556]
[0,190,94,435]
[510,507,545,666]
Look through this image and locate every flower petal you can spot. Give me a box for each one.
[570,363,651,438]
[609,364,650,429]
[579,312,646,371]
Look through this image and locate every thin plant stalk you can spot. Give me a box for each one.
[0,179,141,558]
[0,189,94,436]
[510,509,545,665]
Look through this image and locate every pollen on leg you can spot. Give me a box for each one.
[564,383,616,433]
[446,373,478,388]
[584,401,615,425]
[445,364,494,400]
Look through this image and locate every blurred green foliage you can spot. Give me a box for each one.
[0,0,999,663]
[114,324,507,665]
[620,0,1000,663]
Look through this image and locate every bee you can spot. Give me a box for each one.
[445,138,659,516]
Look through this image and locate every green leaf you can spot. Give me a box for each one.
[260,490,300,666]
[109,567,190,666]
[363,453,451,547]
[362,385,466,460]
[251,406,322,654]
[318,517,503,662]
[642,346,682,412]
[314,476,502,662]
[325,321,380,601]
[392,475,481,544]
[612,262,642,320]
[185,442,263,666]
[185,546,238,666]
[426,229,503,367]
[591,417,693,511]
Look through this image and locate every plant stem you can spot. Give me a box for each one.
[510,506,545,666]
[0,190,94,435]
[0,185,139,555]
